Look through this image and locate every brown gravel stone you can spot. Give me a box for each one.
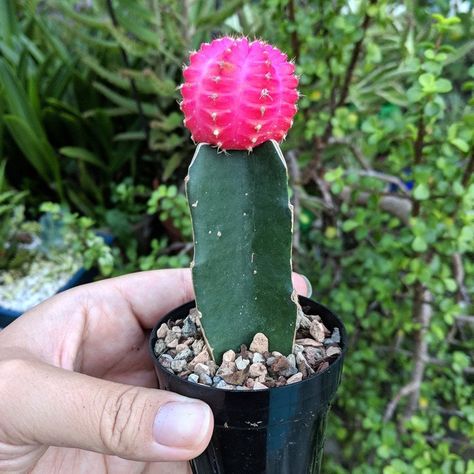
[165,330,178,345]
[171,359,187,372]
[264,378,276,388]
[222,369,248,386]
[154,339,167,355]
[271,356,290,374]
[156,323,169,339]
[207,361,218,377]
[265,356,276,367]
[191,339,204,354]
[189,349,210,369]
[326,346,342,357]
[249,362,267,379]
[309,320,326,342]
[166,338,179,349]
[304,346,325,366]
[240,344,250,359]
[216,361,236,378]
[245,378,255,389]
[222,350,236,363]
[296,351,313,377]
[194,363,211,376]
[296,338,323,347]
[297,309,312,329]
[287,372,303,384]
[175,348,193,361]
[316,361,330,373]
[249,333,269,353]
[158,354,173,369]
[293,344,304,354]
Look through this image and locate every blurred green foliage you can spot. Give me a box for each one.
[0,0,473,472]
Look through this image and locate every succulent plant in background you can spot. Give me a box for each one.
[180,36,300,362]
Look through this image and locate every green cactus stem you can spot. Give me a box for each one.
[186,140,298,363]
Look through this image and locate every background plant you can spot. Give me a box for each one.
[0,161,29,270]
[1,1,473,472]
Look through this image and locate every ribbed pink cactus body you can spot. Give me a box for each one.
[180,37,299,151]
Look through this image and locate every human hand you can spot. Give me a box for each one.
[0,269,310,473]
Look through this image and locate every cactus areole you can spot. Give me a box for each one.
[182,37,300,362]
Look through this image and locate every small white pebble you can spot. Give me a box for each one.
[188,374,199,383]
[222,350,236,363]
[235,356,250,371]
[287,372,303,384]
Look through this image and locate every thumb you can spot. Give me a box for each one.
[0,358,213,462]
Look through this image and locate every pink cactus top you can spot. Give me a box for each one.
[180,37,299,151]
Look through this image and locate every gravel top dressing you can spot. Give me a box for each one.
[153,305,342,390]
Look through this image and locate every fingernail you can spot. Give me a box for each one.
[301,275,313,298]
[153,401,211,448]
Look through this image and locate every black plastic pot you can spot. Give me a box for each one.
[149,296,346,474]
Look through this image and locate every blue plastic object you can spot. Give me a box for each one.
[0,233,113,327]
[150,296,346,474]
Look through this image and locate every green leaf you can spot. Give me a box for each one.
[450,138,469,153]
[324,167,344,182]
[59,147,107,169]
[196,0,245,28]
[0,0,19,41]
[3,115,53,183]
[342,220,359,232]
[113,131,146,142]
[434,78,452,93]
[81,55,129,89]
[407,85,423,103]
[413,184,430,200]
[412,236,428,252]
[443,278,457,292]
[93,82,161,118]
[419,73,436,90]
[162,152,183,181]
[0,59,44,137]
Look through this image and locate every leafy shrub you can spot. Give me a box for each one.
[256,2,473,472]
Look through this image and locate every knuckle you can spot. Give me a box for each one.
[99,386,145,457]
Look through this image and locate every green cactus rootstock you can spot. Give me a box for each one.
[186,140,298,362]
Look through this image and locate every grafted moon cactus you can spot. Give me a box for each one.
[181,37,300,362]
[180,37,299,151]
